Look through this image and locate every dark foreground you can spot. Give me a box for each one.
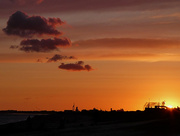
[1,109,180,136]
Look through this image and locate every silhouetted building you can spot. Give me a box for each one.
[144,101,166,111]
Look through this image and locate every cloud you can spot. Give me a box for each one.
[1,0,180,19]
[25,0,180,12]
[47,54,76,62]
[18,37,71,52]
[99,53,159,60]
[37,59,43,63]
[67,38,180,61]
[58,61,94,71]
[10,45,19,49]
[2,11,64,37]
[72,38,180,49]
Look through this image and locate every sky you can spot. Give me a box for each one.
[1,0,180,111]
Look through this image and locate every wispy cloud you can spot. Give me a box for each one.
[1,0,179,17]
[151,13,180,19]
[73,38,180,49]
[9,0,44,5]
[32,0,180,12]
[40,0,180,13]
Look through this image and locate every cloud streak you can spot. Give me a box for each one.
[27,0,180,12]
[9,0,44,5]
[58,61,93,71]
[73,38,180,49]
[2,11,64,37]
[1,0,179,18]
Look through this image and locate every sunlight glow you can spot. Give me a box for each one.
[167,105,173,108]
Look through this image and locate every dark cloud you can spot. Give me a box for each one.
[10,45,19,49]
[2,11,64,37]
[19,37,71,52]
[47,54,76,62]
[58,61,93,71]
[84,65,93,71]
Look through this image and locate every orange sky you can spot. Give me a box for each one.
[1,0,180,111]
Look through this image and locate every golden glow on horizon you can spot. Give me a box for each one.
[165,100,178,109]
[1,61,180,111]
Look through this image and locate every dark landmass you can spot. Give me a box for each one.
[0,110,57,114]
[1,108,180,136]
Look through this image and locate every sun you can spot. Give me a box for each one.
[165,100,178,109]
[167,105,173,108]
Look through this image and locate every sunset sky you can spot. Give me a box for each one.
[1,0,180,111]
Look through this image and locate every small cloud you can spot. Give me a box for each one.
[19,37,71,52]
[84,65,93,71]
[10,45,19,49]
[58,61,94,71]
[2,11,64,37]
[47,54,76,62]
[37,59,43,63]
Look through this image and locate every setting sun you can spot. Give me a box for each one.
[165,100,178,109]
[167,105,173,108]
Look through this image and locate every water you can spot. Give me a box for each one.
[0,113,34,125]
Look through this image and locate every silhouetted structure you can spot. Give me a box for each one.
[144,101,167,111]
[75,107,79,112]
